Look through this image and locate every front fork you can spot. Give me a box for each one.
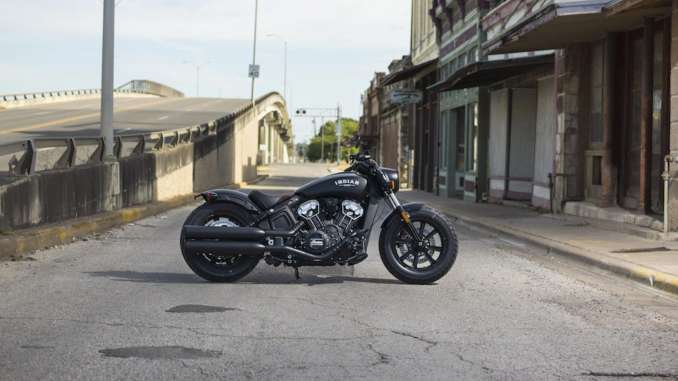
[385,192,423,242]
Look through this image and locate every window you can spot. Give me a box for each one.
[468,47,477,64]
[592,156,602,186]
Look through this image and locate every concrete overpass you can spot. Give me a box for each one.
[0,82,294,232]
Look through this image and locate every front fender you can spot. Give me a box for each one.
[197,189,261,213]
[380,202,425,229]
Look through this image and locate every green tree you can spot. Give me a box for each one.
[306,118,359,162]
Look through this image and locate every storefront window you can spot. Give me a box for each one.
[455,107,465,172]
[469,103,478,173]
[590,41,604,144]
[440,110,448,171]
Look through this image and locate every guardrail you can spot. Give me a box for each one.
[0,80,183,110]
[0,92,285,177]
[116,80,185,98]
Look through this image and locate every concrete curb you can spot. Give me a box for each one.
[0,176,269,260]
[445,209,678,296]
[0,195,196,260]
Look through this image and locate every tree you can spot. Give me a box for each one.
[306,118,359,162]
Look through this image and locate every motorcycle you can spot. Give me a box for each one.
[180,153,458,284]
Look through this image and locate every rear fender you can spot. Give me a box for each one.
[380,202,425,229]
[197,189,261,213]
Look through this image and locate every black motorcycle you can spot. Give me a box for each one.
[180,153,458,284]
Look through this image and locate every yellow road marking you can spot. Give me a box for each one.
[0,97,182,135]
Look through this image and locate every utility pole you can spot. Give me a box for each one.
[295,108,337,163]
[336,104,342,164]
[320,118,325,162]
[100,0,115,160]
[196,65,200,96]
[249,0,259,109]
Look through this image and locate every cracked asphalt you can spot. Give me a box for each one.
[1,163,678,380]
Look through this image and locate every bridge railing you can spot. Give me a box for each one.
[0,92,283,177]
[116,80,185,98]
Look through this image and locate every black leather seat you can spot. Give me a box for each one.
[248,190,287,210]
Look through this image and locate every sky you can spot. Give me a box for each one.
[0,0,411,143]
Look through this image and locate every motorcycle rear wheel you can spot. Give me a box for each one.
[180,203,260,282]
[378,207,457,284]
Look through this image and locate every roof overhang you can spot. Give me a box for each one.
[428,54,555,92]
[381,58,438,86]
[483,1,670,54]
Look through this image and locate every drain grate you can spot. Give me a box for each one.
[609,247,672,254]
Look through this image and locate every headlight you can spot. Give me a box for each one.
[382,168,400,193]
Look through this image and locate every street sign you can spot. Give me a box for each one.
[248,64,260,79]
[388,89,423,105]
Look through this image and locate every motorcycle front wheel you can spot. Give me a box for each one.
[378,207,458,284]
[180,203,260,282]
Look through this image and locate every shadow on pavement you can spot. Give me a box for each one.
[84,270,204,284]
[84,270,405,286]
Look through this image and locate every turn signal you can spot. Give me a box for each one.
[388,180,396,190]
[400,211,411,224]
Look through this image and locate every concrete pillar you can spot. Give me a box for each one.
[553,47,585,212]
[600,34,617,207]
[640,18,654,213]
[668,0,678,229]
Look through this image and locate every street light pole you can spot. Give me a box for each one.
[100,0,115,160]
[250,0,259,108]
[336,105,341,164]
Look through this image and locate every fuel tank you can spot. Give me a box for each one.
[295,172,368,199]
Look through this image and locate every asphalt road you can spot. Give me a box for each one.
[0,96,249,145]
[1,163,678,380]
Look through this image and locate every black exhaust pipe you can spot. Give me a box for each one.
[184,240,265,256]
[182,226,266,241]
[183,240,335,262]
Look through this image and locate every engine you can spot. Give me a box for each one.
[296,198,364,255]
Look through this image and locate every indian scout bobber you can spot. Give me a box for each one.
[180,153,458,284]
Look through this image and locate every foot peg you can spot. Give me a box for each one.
[347,253,368,266]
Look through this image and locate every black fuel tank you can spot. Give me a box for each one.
[295,172,368,199]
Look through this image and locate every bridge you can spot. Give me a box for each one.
[0,80,293,234]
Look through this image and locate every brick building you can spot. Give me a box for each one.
[479,0,675,230]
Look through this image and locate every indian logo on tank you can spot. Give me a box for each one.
[334,178,360,187]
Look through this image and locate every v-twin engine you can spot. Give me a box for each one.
[296,199,364,255]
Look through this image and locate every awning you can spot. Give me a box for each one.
[483,1,669,54]
[428,54,555,92]
[604,0,671,15]
[381,58,438,86]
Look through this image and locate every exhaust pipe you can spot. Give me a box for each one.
[182,226,266,241]
[184,240,265,256]
[183,240,340,262]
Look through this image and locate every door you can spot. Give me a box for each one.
[507,88,537,201]
[454,107,466,194]
[620,32,643,209]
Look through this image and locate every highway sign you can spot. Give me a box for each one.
[249,64,260,79]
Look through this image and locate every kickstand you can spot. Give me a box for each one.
[294,267,301,280]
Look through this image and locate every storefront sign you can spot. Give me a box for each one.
[388,89,423,105]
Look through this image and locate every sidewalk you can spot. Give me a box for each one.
[400,189,678,296]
